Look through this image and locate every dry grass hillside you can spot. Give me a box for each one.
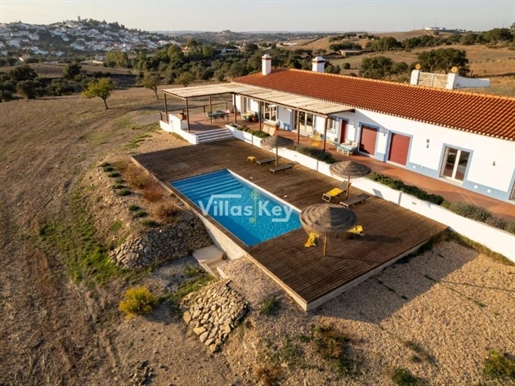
[1,85,514,386]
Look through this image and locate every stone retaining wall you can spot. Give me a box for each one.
[181,280,248,353]
[110,216,213,269]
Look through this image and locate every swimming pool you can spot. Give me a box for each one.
[171,169,301,246]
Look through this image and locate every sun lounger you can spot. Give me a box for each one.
[321,182,352,202]
[269,164,294,173]
[339,193,370,207]
[256,157,276,165]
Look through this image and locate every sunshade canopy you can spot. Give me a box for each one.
[260,134,295,150]
[300,204,357,237]
[329,161,371,179]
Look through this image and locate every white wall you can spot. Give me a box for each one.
[277,106,292,130]
[160,114,198,144]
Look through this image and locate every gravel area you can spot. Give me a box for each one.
[221,241,515,385]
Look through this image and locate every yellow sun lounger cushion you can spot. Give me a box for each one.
[322,188,344,202]
[305,232,319,247]
[348,225,363,235]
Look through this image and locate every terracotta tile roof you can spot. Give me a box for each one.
[234,69,515,141]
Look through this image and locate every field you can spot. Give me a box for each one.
[1,86,514,385]
[286,30,515,97]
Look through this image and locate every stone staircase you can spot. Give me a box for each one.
[196,128,233,144]
[192,245,227,277]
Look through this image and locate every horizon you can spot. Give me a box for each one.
[1,1,513,33]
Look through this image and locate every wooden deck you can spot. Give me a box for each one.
[133,139,447,310]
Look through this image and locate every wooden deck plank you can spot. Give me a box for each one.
[133,138,447,308]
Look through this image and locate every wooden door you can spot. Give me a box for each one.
[338,120,347,144]
[388,133,410,165]
[360,125,378,155]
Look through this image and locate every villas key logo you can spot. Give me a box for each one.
[197,189,294,223]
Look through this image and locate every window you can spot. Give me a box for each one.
[327,118,338,135]
[440,146,470,182]
[263,102,277,121]
[299,111,314,133]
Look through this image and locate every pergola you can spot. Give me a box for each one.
[162,83,354,151]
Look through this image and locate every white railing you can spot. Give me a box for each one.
[229,131,515,262]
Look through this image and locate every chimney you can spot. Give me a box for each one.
[262,54,272,76]
[312,56,325,73]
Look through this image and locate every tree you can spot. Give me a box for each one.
[10,64,38,82]
[139,73,160,99]
[360,56,394,79]
[175,72,194,87]
[82,77,115,109]
[417,48,469,75]
[16,80,38,99]
[63,62,82,80]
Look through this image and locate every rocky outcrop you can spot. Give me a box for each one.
[110,216,212,269]
[181,280,248,353]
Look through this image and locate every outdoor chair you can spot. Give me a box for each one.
[269,164,294,173]
[336,141,358,155]
[339,193,370,207]
[256,157,276,165]
[321,182,352,202]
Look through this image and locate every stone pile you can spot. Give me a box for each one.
[181,280,248,353]
[110,216,212,269]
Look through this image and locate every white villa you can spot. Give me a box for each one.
[160,55,515,204]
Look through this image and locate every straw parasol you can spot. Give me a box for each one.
[329,161,371,199]
[300,203,357,257]
[260,134,295,167]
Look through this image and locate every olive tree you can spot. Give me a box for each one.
[82,77,115,109]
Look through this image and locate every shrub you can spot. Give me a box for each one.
[443,201,491,222]
[118,286,158,318]
[128,204,140,211]
[134,210,148,218]
[368,173,444,205]
[112,184,126,190]
[153,201,179,223]
[249,130,271,138]
[390,367,424,386]
[141,219,160,228]
[485,216,507,230]
[103,166,114,172]
[296,145,337,164]
[504,220,515,235]
[116,188,131,196]
[255,364,283,386]
[259,295,281,316]
[125,164,149,189]
[111,159,129,172]
[483,350,515,380]
[143,183,164,203]
[99,161,110,168]
[312,325,360,377]
[107,172,121,178]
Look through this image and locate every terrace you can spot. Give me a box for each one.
[133,139,448,310]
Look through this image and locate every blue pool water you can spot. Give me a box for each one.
[171,169,301,246]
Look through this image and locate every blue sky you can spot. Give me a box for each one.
[1,0,513,32]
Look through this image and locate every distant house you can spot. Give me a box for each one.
[160,55,515,204]
[339,49,362,57]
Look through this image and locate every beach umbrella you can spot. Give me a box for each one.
[300,203,357,257]
[329,161,371,199]
[260,135,295,167]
